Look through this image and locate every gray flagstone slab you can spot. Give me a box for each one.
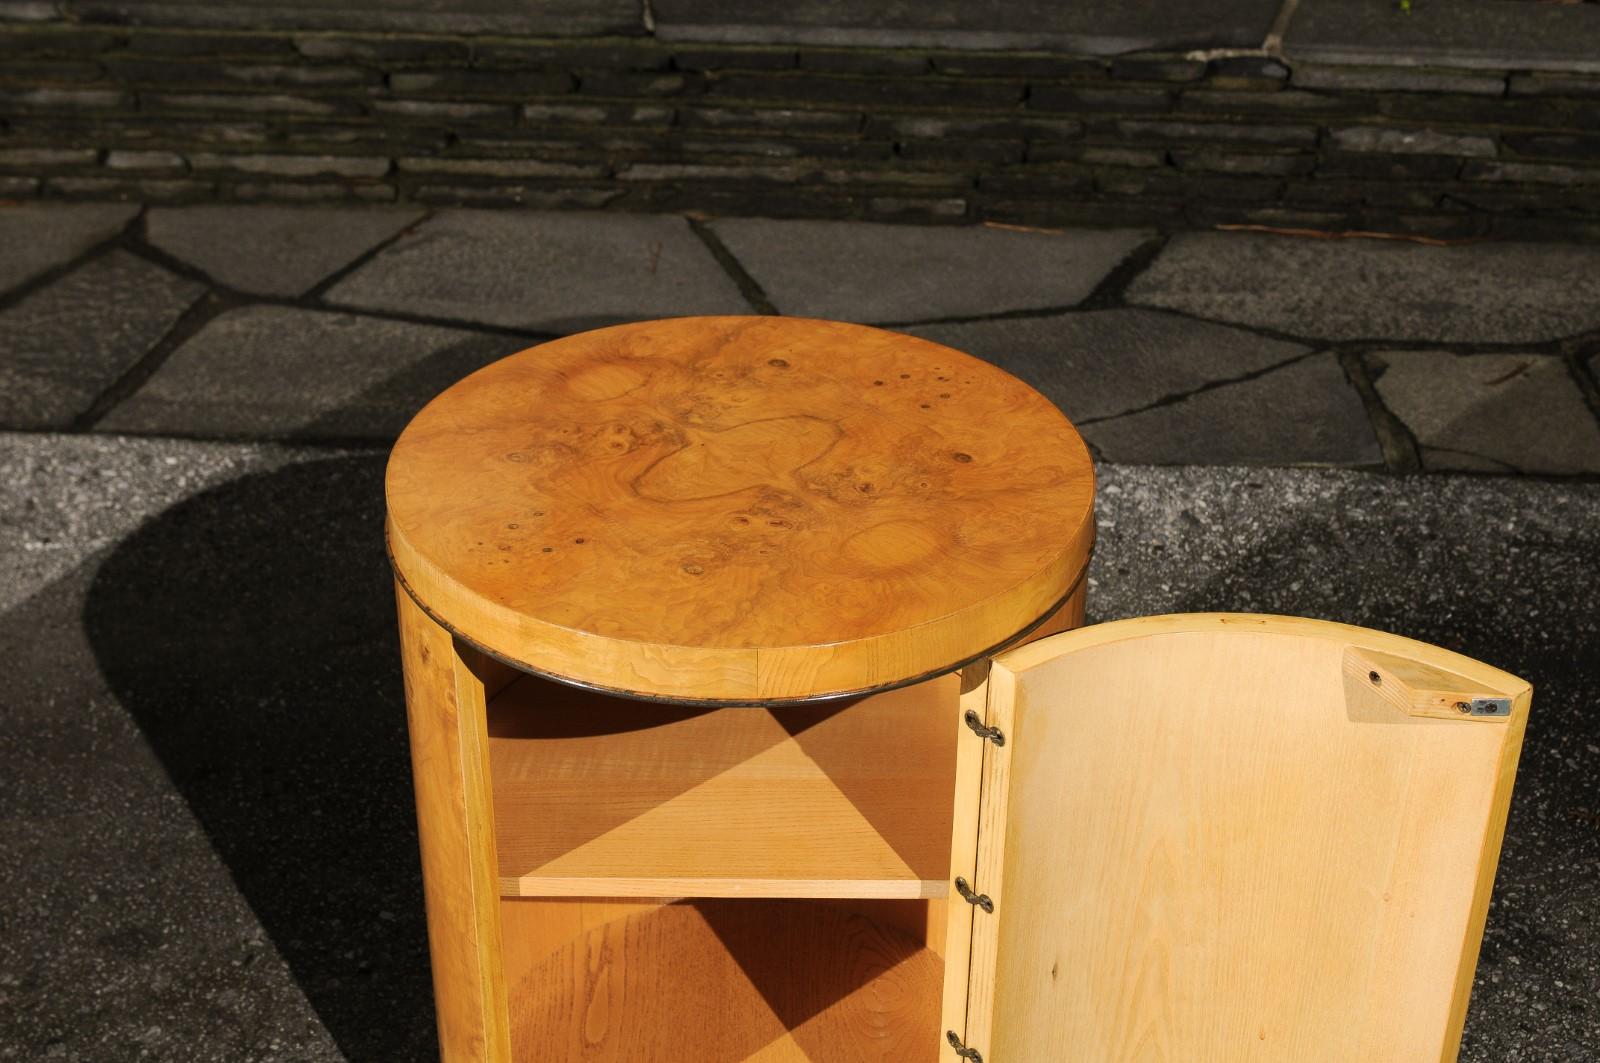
[1372,350,1600,475]
[0,202,139,296]
[906,308,1309,423]
[145,205,426,297]
[0,250,204,429]
[325,210,752,332]
[1128,232,1600,344]
[711,218,1149,323]
[98,305,527,441]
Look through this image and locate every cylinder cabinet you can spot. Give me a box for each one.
[386,316,1528,1063]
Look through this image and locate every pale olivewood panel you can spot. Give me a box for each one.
[967,614,1530,1063]
[388,316,1094,701]
[395,584,512,1063]
[938,577,1087,1059]
[487,671,958,898]
[959,655,1017,1061]
[503,898,943,1062]
[937,661,991,1057]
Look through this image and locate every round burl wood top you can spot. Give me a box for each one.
[386,316,1094,703]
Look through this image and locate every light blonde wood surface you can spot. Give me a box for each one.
[964,614,1530,1063]
[938,660,998,1061]
[387,316,1095,702]
[486,670,958,898]
[396,584,512,1063]
[938,573,1086,1058]
[502,897,942,1061]
[958,652,1017,1061]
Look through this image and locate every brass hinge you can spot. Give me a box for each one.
[954,875,993,913]
[946,1030,984,1061]
[963,709,1005,746]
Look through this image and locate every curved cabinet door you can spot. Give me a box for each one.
[952,614,1530,1063]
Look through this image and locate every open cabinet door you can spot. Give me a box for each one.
[953,614,1530,1063]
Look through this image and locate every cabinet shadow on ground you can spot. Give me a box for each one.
[82,453,435,1061]
[78,445,1599,1059]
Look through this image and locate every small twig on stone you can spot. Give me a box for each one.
[1212,223,1482,247]
[981,220,1067,236]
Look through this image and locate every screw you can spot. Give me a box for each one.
[1455,701,1472,714]
[1368,671,1381,684]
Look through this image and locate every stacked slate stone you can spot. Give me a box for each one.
[1,3,1599,240]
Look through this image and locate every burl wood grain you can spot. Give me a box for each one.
[387,316,1094,702]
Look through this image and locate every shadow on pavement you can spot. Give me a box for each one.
[82,454,437,1061]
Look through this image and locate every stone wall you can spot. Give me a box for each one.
[3,17,1600,239]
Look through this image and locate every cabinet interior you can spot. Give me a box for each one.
[485,671,958,898]
[482,667,959,1061]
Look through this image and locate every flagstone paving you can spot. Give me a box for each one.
[1079,351,1382,466]
[0,202,140,295]
[3,202,1594,473]
[323,210,751,332]
[1372,351,1600,476]
[97,306,526,441]
[901,309,1386,464]
[1127,231,1600,345]
[906,309,1312,423]
[705,217,1152,322]
[1,202,1598,1061]
[144,206,426,298]
[0,250,205,430]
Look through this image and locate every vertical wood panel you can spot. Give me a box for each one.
[1440,690,1530,1061]
[396,583,512,1063]
[942,579,1085,1059]
[937,662,991,1057]
[957,660,1017,1059]
[966,616,1529,1063]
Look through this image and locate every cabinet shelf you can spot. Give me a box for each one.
[485,672,958,899]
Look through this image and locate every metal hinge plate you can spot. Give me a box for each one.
[954,875,993,913]
[1469,697,1512,717]
[963,709,1005,745]
[946,1030,984,1062]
